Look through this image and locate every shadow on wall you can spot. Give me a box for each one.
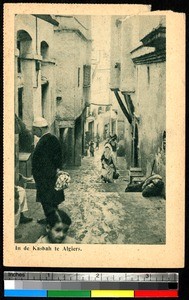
[117,139,126,157]
[140,132,166,181]
[117,139,131,169]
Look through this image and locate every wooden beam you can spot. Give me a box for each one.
[111,89,132,124]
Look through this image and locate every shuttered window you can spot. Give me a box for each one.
[83,65,91,87]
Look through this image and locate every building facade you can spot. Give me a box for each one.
[54,15,92,166]
[15,14,58,130]
[86,49,112,143]
[14,14,92,179]
[110,15,166,180]
[85,16,123,147]
[15,14,59,179]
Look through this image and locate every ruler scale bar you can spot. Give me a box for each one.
[4,272,179,282]
[4,272,179,298]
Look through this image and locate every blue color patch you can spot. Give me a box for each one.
[4,289,47,297]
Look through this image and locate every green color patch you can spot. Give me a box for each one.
[48,290,91,298]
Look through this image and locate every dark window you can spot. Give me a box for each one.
[98,106,102,114]
[40,41,49,60]
[17,41,21,73]
[83,65,91,87]
[17,41,20,50]
[17,58,21,73]
[41,83,48,118]
[18,88,23,120]
[147,66,150,85]
[78,67,80,87]
[106,105,110,112]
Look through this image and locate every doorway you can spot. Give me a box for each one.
[75,116,82,166]
[132,123,139,167]
[88,121,94,141]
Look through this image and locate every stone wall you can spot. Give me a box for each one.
[53,16,91,166]
[15,14,57,131]
[110,16,122,89]
[54,30,76,120]
[54,19,91,122]
[136,62,166,178]
[110,15,166,180]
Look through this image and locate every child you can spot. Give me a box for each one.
[36,209,74,244]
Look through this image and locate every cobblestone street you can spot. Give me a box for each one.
[15,144,165,245]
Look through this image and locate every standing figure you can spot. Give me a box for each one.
[32,117,64,224]
[89,140,95,157]
[108,134,118,162]
[85,141,89,156]
[101,143,117,183]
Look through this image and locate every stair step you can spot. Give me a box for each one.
[129,167,145,183]
[132,176,146,183]
[26,181,36,189]
[129,167,143,176]
[130,172,144,177]
[130,168,142,172]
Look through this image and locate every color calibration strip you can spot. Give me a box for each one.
[4,289,178,298]
[4,272,179,298]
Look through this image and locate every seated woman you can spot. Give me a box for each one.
[15,185,33,240]
[36,209,74,244]
[101,143,117,183]
[15,185,33,227]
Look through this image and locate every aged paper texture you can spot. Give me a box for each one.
[4,4,185,268]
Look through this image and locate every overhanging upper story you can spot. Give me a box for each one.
[131,25,166,65]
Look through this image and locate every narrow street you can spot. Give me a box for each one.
[16,144,165,245]
[14,14,167,246]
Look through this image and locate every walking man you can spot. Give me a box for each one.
[89,140,95,157]
[32,117,65,224]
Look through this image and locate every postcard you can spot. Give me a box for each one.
[3,3,185,268]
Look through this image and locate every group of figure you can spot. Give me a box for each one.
[15,116,120,243]
[87,133,119,183]
[15,117,72,244]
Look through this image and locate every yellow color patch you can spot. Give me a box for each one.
[91,290,134,298]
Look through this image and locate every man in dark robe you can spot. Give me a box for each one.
[32,117,64,223]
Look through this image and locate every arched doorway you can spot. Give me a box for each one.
[17,30,33,58]
[16,29,33,121]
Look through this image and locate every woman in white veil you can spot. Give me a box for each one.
[101,143,117,183]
